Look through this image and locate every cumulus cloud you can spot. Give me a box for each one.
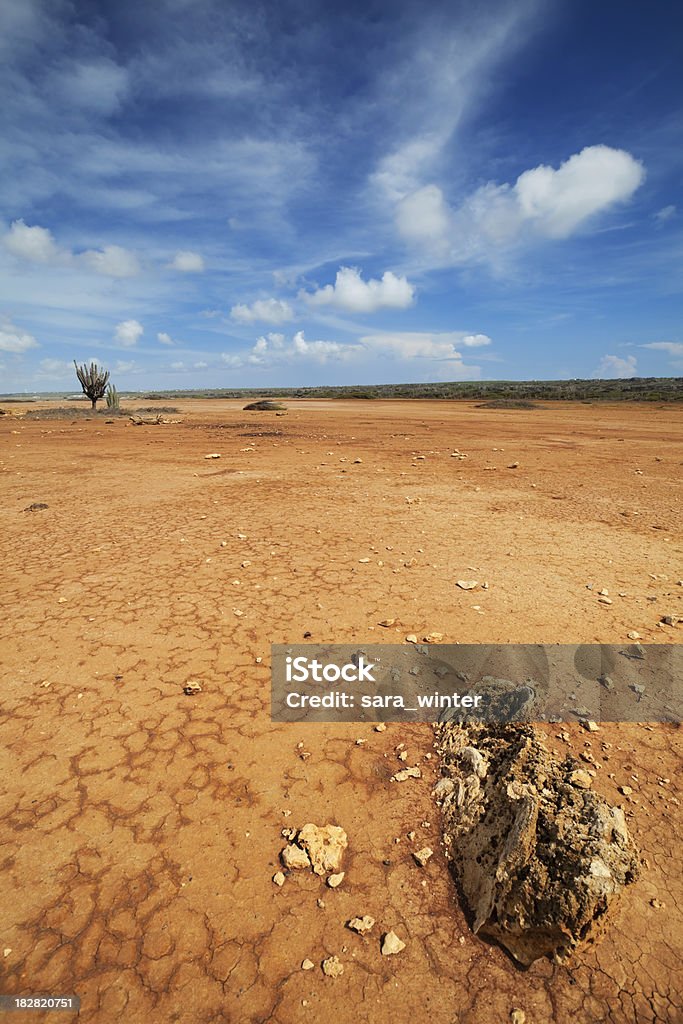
[0,320,39,353]
[81,245,140,278]
[2,221,142,278]
[219,327,490,375]
[301,267,415,313]
[114,319,143,347]
[360,331,484,363]
[396,145,646,261]
[3,219,61,262]
[290,330,355,362]
[594,354,638,378]
[514,146,645,238]
[230,298,294,324]
[170,250,205,272]
[461,334,492,347]
[157,332,175,345]
[222,330,361,369]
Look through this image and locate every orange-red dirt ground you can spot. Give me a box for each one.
[1,398,681,1023]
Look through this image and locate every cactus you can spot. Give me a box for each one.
[105,383,120,410]
[74,361,110,410]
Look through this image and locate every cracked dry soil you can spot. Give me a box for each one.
[0,398,681,1023]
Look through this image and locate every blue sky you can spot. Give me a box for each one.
[1,0,682,392]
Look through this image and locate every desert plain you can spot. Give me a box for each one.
[0,397,681,1024]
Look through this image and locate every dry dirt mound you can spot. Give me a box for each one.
[435,723,640,966]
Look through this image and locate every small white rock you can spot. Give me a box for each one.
[381,931,406,956]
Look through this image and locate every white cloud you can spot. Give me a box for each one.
[643,341,683,356]
[219,326,490,372]
[3,222,142,280]
[0,320,39,353]
[53,58,129,115]
[37,358,74,378]
[461,334,492,347]
[514,146,645,239]
[654,204,676,223]
[642,341,683,369]
[114,319,143,347]
[221,330,361,369]
[114,360,136,374]
[170,250,204,272]
[157,332,175,345]
[3,219,61,262]
[361,331,480,362]
[230,297,294,324]
[81,245,140,278]
[396,145,646,262]
[395,186,452,248]
[594,354,638,378]
[221,353,243,368]
[301,267,415,313]
[290,330,356,363]
[171,361,185,370]
[194,360,208,368]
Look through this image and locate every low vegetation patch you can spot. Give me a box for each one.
[22,406,128,421]
[243,400,287,411]
[134,406,179,414]
[475,399,540,409]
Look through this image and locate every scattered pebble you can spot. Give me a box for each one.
[204,453,221,459]
[511,1011,526,1024]
[183,680,202,696]
[322,956,344,977]
[570,769,593,789]
[381,931,406,956]
[301,958,315,971]
[327,872,345,888]
[413,847,434,867]
[456,580,478,590]
[348,915,375,935]
[272,872,285,887]
[392,767,422,782]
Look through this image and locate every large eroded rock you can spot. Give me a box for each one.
[435,723,640,965]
